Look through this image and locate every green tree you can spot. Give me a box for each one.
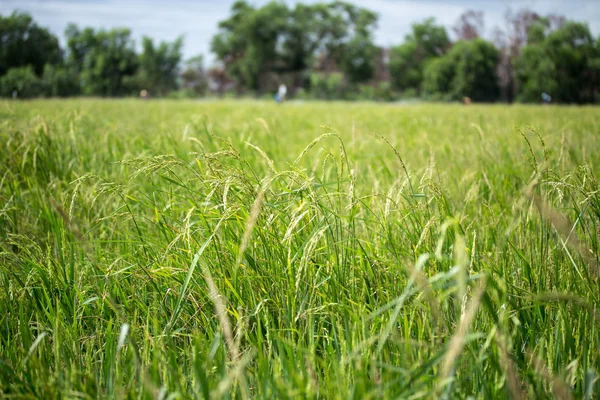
[211,1,379,92]
[389,18,450,93]
[279,3,325,73]
[310,2,378,68]
[340,35,378,84]
[422,56,454,100]
[423,39,500,102]
[65,24,138,96]
[211,1,288,92]
[0,12,62,76]
[451,39,500,101]
[516,45,556,102]
[517,21,600,103]
[274,2,371,75]
[328,3,378,84]
[134,36,183,96]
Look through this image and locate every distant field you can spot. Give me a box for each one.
[1,99,599,398]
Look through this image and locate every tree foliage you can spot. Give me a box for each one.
[340,34,378,84]
[424,39,500,101]
[65,25,138,96]
[0,66,43,98]
[211,1,287,91]
[389,18,450,93]
[0,12,62,77]
[134,36,183,95]
[517,21,600,103]
[41,64,81,97]
[492,9,567,102]
[211,1,379,92]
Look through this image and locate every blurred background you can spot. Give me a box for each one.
[1,0,599,103]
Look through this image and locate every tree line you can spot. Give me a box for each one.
[2,1,600,103]
[0,12,206,99]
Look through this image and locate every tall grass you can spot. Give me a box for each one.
[1,99,599,398]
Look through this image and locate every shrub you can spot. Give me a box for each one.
[309,72,346,100]
[0,66,44,98]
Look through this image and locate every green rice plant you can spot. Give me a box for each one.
[1,99,599,399]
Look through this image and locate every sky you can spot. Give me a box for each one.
[2,0,599,64]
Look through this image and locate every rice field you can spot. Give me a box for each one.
[1,99,599,399]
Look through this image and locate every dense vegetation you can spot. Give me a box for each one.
[2,1,600,102]
[0,13,199,99]
[1,99,599,398]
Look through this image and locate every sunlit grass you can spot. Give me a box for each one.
[1,99,599,399]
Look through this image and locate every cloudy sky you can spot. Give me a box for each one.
[2,0,599,63]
